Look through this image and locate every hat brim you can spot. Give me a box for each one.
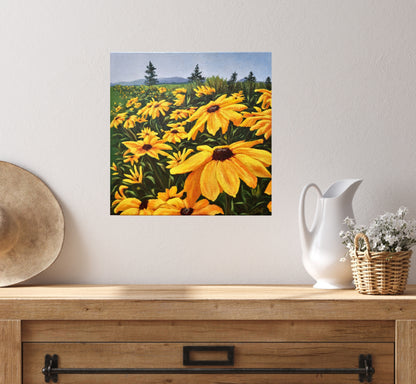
[0,161,64,287]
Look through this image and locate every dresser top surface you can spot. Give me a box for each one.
[1,285,416,320]
[1,284,416,300]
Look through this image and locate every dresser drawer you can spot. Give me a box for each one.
[23,342,394,384]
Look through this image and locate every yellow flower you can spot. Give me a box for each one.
[154,197,223,216]
[112,185,129,208]
[136,117,148,124]
[126,97,139,108]
[163,124,187,143]
[187,94,247,140]
[158,87,167,93]
[194,85,216,97]
[110,112,128,129]
[255,89,272,109]
[170,139,271,202]
[115,105,122,112]
[240,107,272,140]
[166,148,194,169]
[123,165,143,184]
[137,127,159,140]
[123,115,139,129]
[138,99,172,119]
[232,91,244,100]
[110,162,118,175]
[157,186,184,202]
[174,93,186,106]
[114,197,159,215]
[173,88,187,95]
[265,181,271,212]
[134,103,142,109]
[122,136,172,162]
[170,109,190,120]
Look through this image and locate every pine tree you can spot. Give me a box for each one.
[144,61,158,86]
[227,72,238,93]
[265,76,272,90]
[244,71,256,83]
[188,64,205,83]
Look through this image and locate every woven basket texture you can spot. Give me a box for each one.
[350,233,412,295]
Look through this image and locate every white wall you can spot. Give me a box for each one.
[1,0,416,285]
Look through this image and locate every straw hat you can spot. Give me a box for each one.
[0,161,64,287]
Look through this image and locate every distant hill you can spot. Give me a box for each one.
[111,77,188,86]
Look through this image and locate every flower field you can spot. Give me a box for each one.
[110,81,272,215]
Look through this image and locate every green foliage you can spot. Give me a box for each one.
[205,76,228,94]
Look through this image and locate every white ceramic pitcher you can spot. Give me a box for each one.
[299,179,362,289]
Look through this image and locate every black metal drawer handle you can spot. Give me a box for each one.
[183,345,234,366]
[42,353,374,383]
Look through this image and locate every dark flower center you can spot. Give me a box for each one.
[207,105,220,113]
[142,144,152,151]
[171,130,179,134]
[139,199,148,210]
[154,103,160,108]
[180,207,194,215]
[212,147,234,161]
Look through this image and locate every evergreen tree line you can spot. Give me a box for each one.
[143,61,271,90]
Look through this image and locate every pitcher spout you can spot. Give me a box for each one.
[323,179,362,201]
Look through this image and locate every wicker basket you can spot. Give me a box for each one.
[350,233,412,295]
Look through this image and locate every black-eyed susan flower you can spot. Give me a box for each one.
[194,85,216,97]
[112,185,129,209]
[240,107,272,140]
[174,93,186,106]
[232,91,244,100]
[136,117,147,124]
[110,112,128,129]
[123,165,143,184]
[157,186,184,202]
[163,124,187,143]
[137,127,159,140]
[158,87,167,94]
[138,99,172,119]
[170,139,271,202]
[166,148,194,170]
[115,105,123,112]
[126,97,139,108]
[153,197,223,216]
[255,89,272,109]
[187,95,247,140]
[123,115,139,129]
[172,88,187,95]
[114,197,160,215]
[123,136,172,161]
[169,109,188,120]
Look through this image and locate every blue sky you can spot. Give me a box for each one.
[111,52,271,83]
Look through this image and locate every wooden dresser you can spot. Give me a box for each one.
[0,285,415,383]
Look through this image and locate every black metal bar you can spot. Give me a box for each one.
[183,345,235,366]
[42,354,375,383]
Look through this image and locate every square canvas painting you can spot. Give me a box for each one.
[110,52,271,215]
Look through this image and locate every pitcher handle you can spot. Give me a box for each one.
[299,183,322,236]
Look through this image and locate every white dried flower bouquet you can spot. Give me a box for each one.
[340,207,416,254]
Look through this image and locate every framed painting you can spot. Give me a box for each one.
[110,52,271,215]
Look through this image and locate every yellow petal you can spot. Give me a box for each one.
[184,167,203,206]
[170,151,212,174]
[233,147,272,166]
[234,154,271,178]
[200,161,221,201]
[230,157,257,189]
[216,160,240,197]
